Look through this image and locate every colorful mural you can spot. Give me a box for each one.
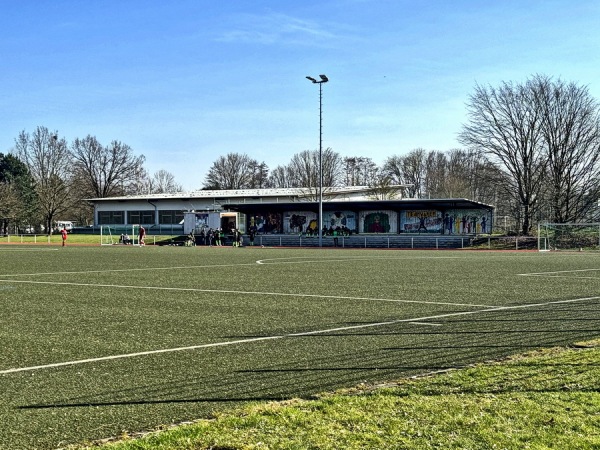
[283,211,316,234]
[247,212,283,234]
[441,210,491,235]
[194,213,209,229]
[328,211,356,232]
[281,210,357,234]
[247,208,491,235]
[360,210,397,233]
[401,210,443,233]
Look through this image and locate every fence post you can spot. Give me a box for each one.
[436,237,439,249]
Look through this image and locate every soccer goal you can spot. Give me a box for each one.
[538,223,600,252]
[100,225,140,246]
[100,226,115,245]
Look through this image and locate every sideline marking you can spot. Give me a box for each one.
[409,322,442,327]
[2,295,598,375]
[255,256,461,265]
[519,268,600,276]
[0,248,59,252]
[0,278,496,308]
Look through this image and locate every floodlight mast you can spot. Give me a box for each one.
[306,74,329,247]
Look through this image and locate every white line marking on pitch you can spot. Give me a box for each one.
[0,278,496,308]
[255,256,461,265]
[409,322,442,326]
[0,248,59,252]
[2,295,598,375]
[519,268,600,277]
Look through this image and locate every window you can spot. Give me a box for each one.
[158,210,184,225]
[127,211,155,225]
[98,211,124,225]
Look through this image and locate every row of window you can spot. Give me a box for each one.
[98,210,184,225]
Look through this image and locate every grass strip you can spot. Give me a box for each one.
[76,339,600,450]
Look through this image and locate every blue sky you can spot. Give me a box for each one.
[1,1,599,191]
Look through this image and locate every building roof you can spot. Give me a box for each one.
[87,185,409,202]
[87,186,494,213]
[223,197,494,213]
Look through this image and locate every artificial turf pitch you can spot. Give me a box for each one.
[1,245,599,449]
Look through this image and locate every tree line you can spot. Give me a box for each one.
[0,128,181,234]
[204,75,600,234]
[2,74,600,235]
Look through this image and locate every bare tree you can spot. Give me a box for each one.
[148,169,183,194]
[268,165,294,188]
[127,166,153,195]
[366,174,402,200]
[382,149,426,198]
[460,80,547,234]
[423,151,448,198]
[203,153,265,190]
[286,148,343,199]
[342,156,379,186]
[14,127,72,233]
[383,148,498,203]
[71,136,146,198]
[533,75,600,223]
[321,148,343,189]
[249,162,270,188]
[443,149,492,200]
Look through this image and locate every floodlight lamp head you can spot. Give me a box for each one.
[319,74,329,82]
[306,76,317,83]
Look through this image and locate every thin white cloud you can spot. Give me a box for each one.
[216,11,341,45]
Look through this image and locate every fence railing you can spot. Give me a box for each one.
[469,235,538,250]
[184,234,471,249]
[1,232,541,250]
[0,234,54,244]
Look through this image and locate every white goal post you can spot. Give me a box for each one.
[538,223,600,252]
[100,225,140,246]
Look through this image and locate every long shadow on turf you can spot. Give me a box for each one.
[222,330,600,339]
[17,396,289,409]
[18,384,600,411]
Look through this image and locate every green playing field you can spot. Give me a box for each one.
[1,245,599,449]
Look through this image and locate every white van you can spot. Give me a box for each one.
[55,221,74,232]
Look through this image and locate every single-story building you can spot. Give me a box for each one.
[88,186,494,236]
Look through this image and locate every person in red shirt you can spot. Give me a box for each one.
[139,226,146,246]
[61,227,68,247]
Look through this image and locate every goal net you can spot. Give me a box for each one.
[100,225,140,246]
[100,226,114,246]
[538,223,600,252]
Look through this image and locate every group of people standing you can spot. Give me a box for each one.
[187,227,254,247]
